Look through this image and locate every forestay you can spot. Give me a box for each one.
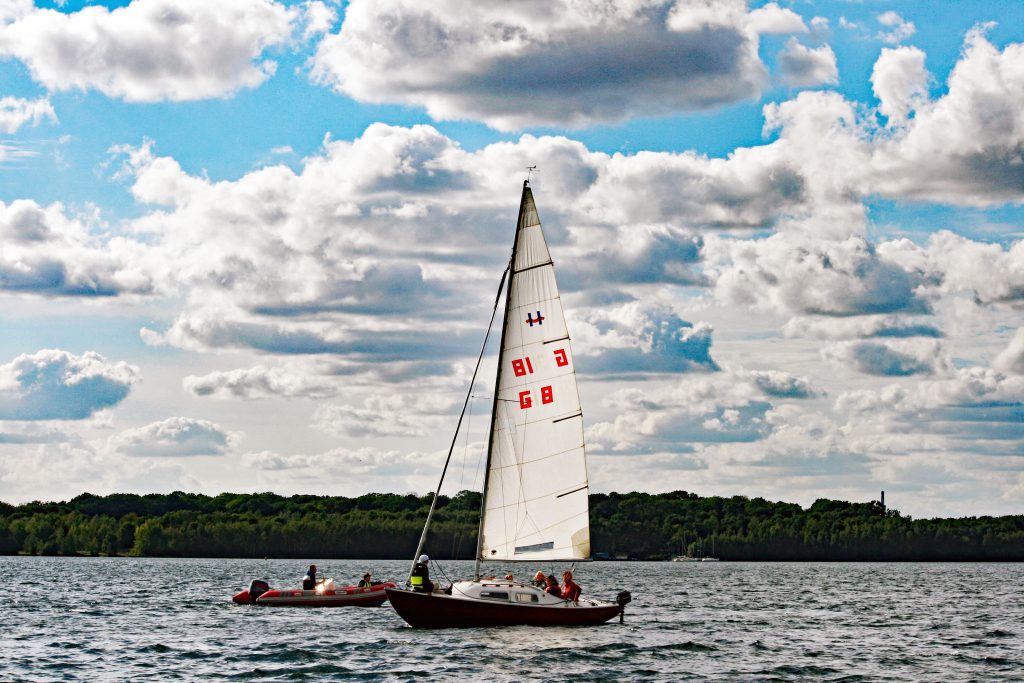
[479,184,590,563]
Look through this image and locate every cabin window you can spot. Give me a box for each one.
[479,591,509,601]
[515,593,538,603]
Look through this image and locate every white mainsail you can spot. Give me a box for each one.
[479,183,591,562]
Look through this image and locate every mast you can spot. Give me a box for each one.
[474,179,531,580]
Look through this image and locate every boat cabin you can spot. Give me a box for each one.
[449,580,599,607]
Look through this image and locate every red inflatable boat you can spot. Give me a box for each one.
[233,579,397,607]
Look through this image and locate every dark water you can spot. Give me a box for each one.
[1,558,1022,681]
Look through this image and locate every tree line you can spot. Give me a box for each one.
[1,490,1022,560]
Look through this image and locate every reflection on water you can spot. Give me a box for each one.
[1,557,1021,681]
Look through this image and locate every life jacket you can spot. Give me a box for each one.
[410,562,429,592]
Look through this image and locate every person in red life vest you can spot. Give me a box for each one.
[561,570,581,601]
[544,574,561,597]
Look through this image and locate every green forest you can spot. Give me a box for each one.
[1,490,1022,560]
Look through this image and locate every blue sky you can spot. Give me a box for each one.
[1,0,1023,516]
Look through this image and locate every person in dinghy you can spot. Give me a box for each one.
[303,564,319,590]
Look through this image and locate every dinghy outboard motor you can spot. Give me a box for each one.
[616,590,632,623]
[232,579,272,604]
[249,579,271,601]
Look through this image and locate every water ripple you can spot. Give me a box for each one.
[1,558,1022,681]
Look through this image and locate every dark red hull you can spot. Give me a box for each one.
[385,588,621,628]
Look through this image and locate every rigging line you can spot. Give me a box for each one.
[457,393,473,491]
[452,393,478,559]
[409,263,511,581]
[470,398,487,509]
[433,559,453,587]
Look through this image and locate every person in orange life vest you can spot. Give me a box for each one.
[544,574,561,597]
[560,570,581,601]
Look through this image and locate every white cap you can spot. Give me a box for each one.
[419,554,430,563]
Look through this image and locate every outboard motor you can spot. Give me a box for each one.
[233,579,272,604]
[249,579,271,601]
[616,590,632,623]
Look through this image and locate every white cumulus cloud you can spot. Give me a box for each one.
[0,349,139,420]
[871,46,929,125]
[0,96,56,133]
[746,2,807,35]
[183,364,339,400]
[993,328,1024,374]
[822,339,948,377]
[310,0,773,130]
[0,0,295,102]
[778,38,838,87]
[0,199,153,296]
[312,393,458,439]
[877,11,915,45]
[109,417,234,457]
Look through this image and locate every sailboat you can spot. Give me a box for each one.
[385,180,629,628]
[701,535,720,561]
[671,534,699,562]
